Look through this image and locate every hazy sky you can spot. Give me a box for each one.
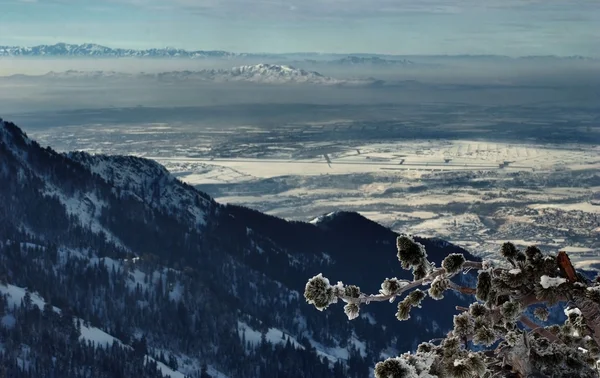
[1,0,599,56]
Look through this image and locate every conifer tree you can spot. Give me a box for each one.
[305,235,600,377]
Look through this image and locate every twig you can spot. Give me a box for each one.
[448,281,477,295]
[519,315,562,344]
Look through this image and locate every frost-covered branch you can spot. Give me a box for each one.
[324,260,482,307]
[519,314,562,344]
[304,236,600,377]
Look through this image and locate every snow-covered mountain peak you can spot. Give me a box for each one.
[225,63,334,83]
[232,63,316,75]
[6,61,382,85]
[30,65,371,85]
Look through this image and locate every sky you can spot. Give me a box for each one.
[0,0,599,56]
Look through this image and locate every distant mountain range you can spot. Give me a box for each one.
[0,42,268,59]
[302,56,416,66]
[8,64,383,86]
[0,43,596,62]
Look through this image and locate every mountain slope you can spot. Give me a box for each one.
[0,118,477,377]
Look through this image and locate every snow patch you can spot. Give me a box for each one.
[237,321,304,350]
[540,275,567,289]
[564,307,582,317]
[79,323,123,348]
[0,283,60,312]
[145,356,186,378]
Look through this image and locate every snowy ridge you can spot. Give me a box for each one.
[309,211,343,225]
[0,118,32,162]
[68,152,213,227]
[10,64,378,85]
[0,42,249,59]
[152,64,376,85]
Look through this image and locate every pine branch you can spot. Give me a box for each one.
[447,281,477,295]
[518,314,562,344]
[338,261,482,304]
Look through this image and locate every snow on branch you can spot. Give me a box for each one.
[305,238,600,378]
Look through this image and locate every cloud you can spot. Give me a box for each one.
[133,0,599,16]
[9,0,598,20]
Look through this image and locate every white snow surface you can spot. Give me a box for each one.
[79,323,123,348]
[0,283,59,312]
[540,275,567,289]
[237,321,304,350]
[145,356,186,378]
[564,307,582,316]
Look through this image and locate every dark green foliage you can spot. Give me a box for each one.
[476,271,492,302]
[344,303,360,320]
[396,300,412,321]
[396,290,426,321]
[442,253,466,275]
[428,276,449,300]
[585,286,600,303]
[374,357,415,378]
[453,313,474,338]
[534,284,564,306]
[469,303,488,317]
[534,307,550,322]
[529,341,599,378]
[344,285,361,298]
[467,353,486,376]
[412,264,427,280]
[515,252,526,263]
[381,278,402,296]
[473,325,496,346]
[501,301,521,321]
[406,289,426,307]
[304,274,334,310]
[445,359,475,378]
[525,246,543,262]
[396,235,426,268]
[416,342,435,353]
[441,336,460,359]
[500,242,519,260]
